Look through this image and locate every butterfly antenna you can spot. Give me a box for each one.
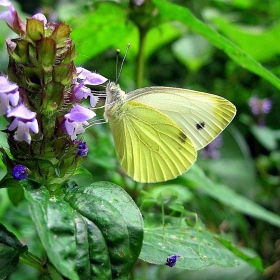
[115,48,120,82]
[116,43,130,84]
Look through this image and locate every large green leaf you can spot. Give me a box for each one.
[65,181,144,279]
[139,217,262,271]
[184,165,280,228]
[70,3,137,65]
[25,181,143,280]
[152,0,280,90]
[140,225,237,269]
[212,17,280,63]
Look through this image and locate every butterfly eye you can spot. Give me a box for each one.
[196,122,205,130]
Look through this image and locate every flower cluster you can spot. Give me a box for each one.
[0,1,107,184]
[249,96,272,126]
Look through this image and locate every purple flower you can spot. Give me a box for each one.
[74,67,107,107]
[7,104,39,144]
[249,96,272,126]
[0,75,19,115]
[32,13,47,25]
[64,105,95,140]
[0,0,15,27]
[0,0,25,34]
[12,164,28,180]
[0,0,12,5]
[166,254,180,267]
[201,135,222,159]
[249,96,272,115]
[76,67,107,85]
[74,140,89,156]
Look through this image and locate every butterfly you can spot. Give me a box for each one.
[104,82,236,183]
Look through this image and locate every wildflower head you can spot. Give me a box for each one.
[249,96,272,126]
[0,3,106,187]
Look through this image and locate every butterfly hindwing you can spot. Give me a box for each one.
[108,100,197,183]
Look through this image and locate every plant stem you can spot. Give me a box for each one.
[20,250,49,274]
[136,27,148,88]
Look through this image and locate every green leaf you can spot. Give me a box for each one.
[184,165,280,228]
[250,125,278,151]
[0,223,26,279]
[70,2,136,65]
[212,17,280,63]
[65,181,144,279]
[140,213,263,271]
[26,18,45,41]
[140,222,238,270]
[172,34,213,72]
[215,236,263,272]
[7,185,25,206]
[25,187,80,280]
[152,0,280,90]
[25,182,143,279]
[37,38,57,71]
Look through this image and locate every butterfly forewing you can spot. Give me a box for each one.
[107,100,197,183]
[126,87,236,149]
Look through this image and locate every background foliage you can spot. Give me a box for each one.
[0,0,280,279]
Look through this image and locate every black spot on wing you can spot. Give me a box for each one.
[179,131,187,143]
[196,122,205,130]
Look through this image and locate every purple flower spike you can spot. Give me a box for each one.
[166,254,180,267]
[64,105,95,140]
[7,104,39,144]
[12,164,28,180]
[0,75,19,115]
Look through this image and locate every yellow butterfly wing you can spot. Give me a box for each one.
[126,87,236,149]
[107,100,197,183]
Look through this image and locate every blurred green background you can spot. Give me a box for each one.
[0,0,280,279]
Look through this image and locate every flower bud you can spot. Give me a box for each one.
[12,164,29,180]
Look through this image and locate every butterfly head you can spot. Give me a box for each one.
[106,82,126,103]
[104,81,126,120]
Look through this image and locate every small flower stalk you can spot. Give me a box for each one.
[0,1,107,188]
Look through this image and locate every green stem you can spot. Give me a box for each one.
[136,27,148,88]
[20,250,49,274]
[141,260,148,280]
